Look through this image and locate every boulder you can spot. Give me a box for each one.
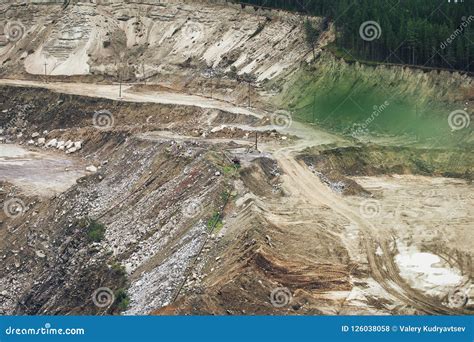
[46,139,58,148]
[74,141,82,149]
[35,250,46,258]
[86,165,98,172]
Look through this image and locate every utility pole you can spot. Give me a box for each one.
[255,131,258,151]
[247,81,251,108]
[118,53,125,99]
[119,71,122,99]
[44,62,48,83]
[210,77,213,99]
[142,63,146,85]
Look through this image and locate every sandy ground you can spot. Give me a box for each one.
[346,176,473,296]
[0,144,86,197]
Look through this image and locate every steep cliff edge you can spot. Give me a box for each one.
[0,0,312,82]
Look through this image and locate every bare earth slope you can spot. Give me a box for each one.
[0,0,313,83]
[1,81,472,315]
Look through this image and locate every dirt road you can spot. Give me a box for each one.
[274,153,469,314]
[0,79,262,119]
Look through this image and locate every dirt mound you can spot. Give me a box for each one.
[239,157,280,197]
[154,156,357,315]
[252,248,351,291]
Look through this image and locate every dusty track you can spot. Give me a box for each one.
[1,79,468,314]
[0,79,262,119]
[275,155,469,315]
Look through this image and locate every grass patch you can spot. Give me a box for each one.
[411,158,434,175]
[75,217,106,242]
[222,165,236,175]
[87,220,106,242]
[220,190,230,202]
[207,211,223,233]
[300,145,473,180]
[111,262,127,276]
[74,217,105,242]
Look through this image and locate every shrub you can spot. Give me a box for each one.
[114,288,130,311]
[111,262,127,276]
[86,219,106,242]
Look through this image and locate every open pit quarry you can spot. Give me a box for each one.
[0,0,473,316]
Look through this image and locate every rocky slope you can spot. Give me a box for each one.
[0,86,240,314]
[0,0,315,84]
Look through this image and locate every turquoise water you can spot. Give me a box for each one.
[278,58,472,150]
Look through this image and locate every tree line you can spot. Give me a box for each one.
[236,0,473,72]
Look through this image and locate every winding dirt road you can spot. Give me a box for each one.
[275,154,469,314]
[0,79,262,119]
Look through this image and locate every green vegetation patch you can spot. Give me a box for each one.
[277,55,472,150]
[76,217,107,242]
[114,288,130,311]
[207,211,224,233]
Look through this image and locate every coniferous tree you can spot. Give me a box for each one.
[237,0,473,72]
